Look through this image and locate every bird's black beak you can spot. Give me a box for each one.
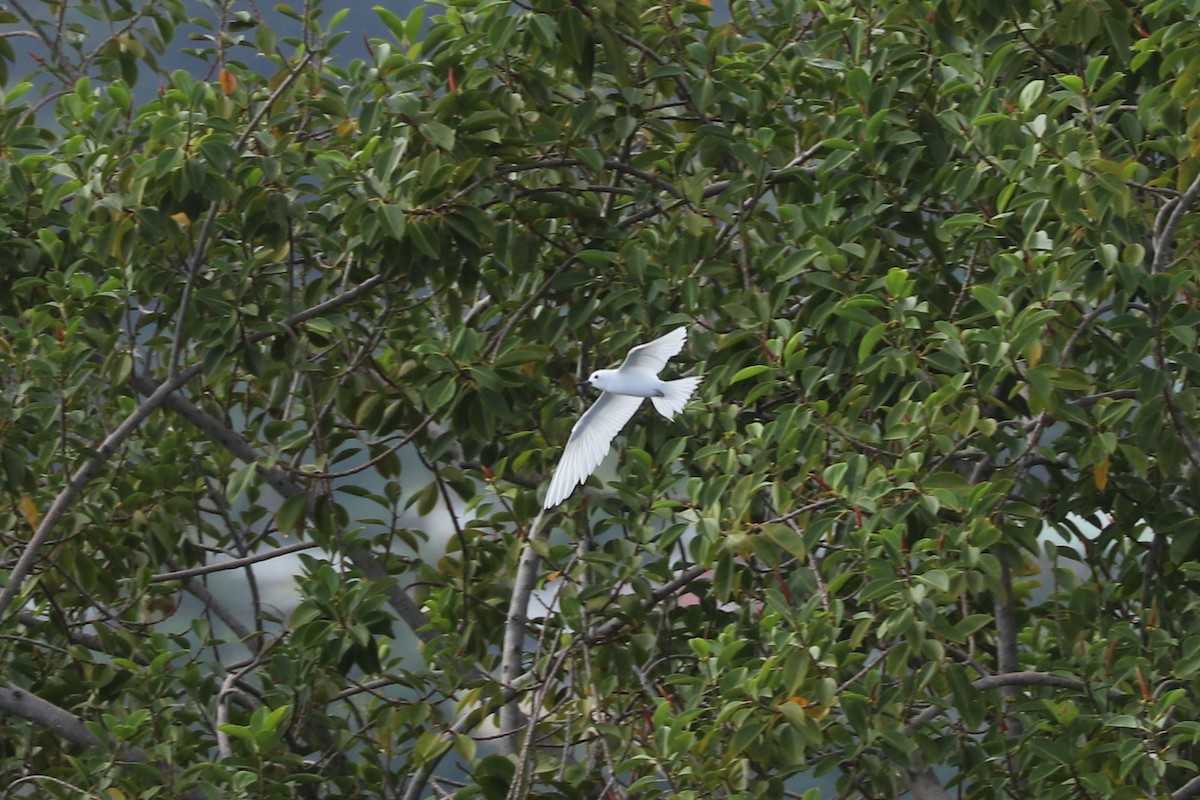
[579,378,593,389]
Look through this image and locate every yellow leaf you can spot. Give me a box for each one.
[1093,457,1109,491]
[1025,337,1043,368]
[19,495,40,529]
[219,68,237,96]
[779,696,828,721]
[170,212,190,225]
[337,118,359,137]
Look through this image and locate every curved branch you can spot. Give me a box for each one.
[497,157,689,201]
[0,684,103,749]
[0,684,207,800]
[1174,774,1200,800]
[1151,169,1200,273]
[904,670,1089,735]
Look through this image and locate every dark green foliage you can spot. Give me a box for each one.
[2,1,1200,798]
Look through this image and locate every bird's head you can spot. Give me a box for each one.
[581,369,616,391]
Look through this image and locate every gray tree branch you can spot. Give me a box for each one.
[0,372,198,621]
[0,684,206,800]
[498,509,546,753]
[125,372,435,642]
[1151,169,1200,273]
[904,670,1090,736]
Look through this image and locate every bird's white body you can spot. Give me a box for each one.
[543,327,701,509]
[587,369,663,397]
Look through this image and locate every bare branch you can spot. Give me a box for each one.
[499,509,547,752]
[1151,168,1200,273]
[151,541,320,583]
[1174,774,1200,800]
[0,683,103,749]
[904,670,1092,735]
[16,613,148,665]
[905,765,952,800]
[170,565,256,644]
[7,0,68,79]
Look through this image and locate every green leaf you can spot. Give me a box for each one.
[971,285,1007,315]
[218,723,255,742]
[227,461,258,503]
[858,322,888,361]
[1019,79,1045,111]
[419,121,455,151]
[841,692,870,735]
[405,6,425,42]
[761,523,806,561]
[380,204,407,240]
[730,364,771,384]
[728,721,764,755]
[276,492,308,535]
[373,6,407,41]
[1105,715,1142,729]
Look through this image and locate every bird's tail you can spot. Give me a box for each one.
[651,376,702,419]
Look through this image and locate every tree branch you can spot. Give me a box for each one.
[1151,169,1200,273]
[401,557,711,800]
[0,684,207,800]
[151,541,320,583]
[904,670,1089,735]
[125,371,436,642]
[0,372,197,621]
[1173,774,1200,800]
[171,566,256,643]
[498,509,546,753]
[16,613,148,665]
[905,764,952,800]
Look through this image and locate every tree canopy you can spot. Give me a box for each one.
[3,0,1200,798]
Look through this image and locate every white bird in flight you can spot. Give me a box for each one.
[543,326,702,509]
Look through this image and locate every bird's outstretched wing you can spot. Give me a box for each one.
[543,392,644,508]
[618,327,688,374]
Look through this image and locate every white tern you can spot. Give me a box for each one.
[543,326,702,509]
